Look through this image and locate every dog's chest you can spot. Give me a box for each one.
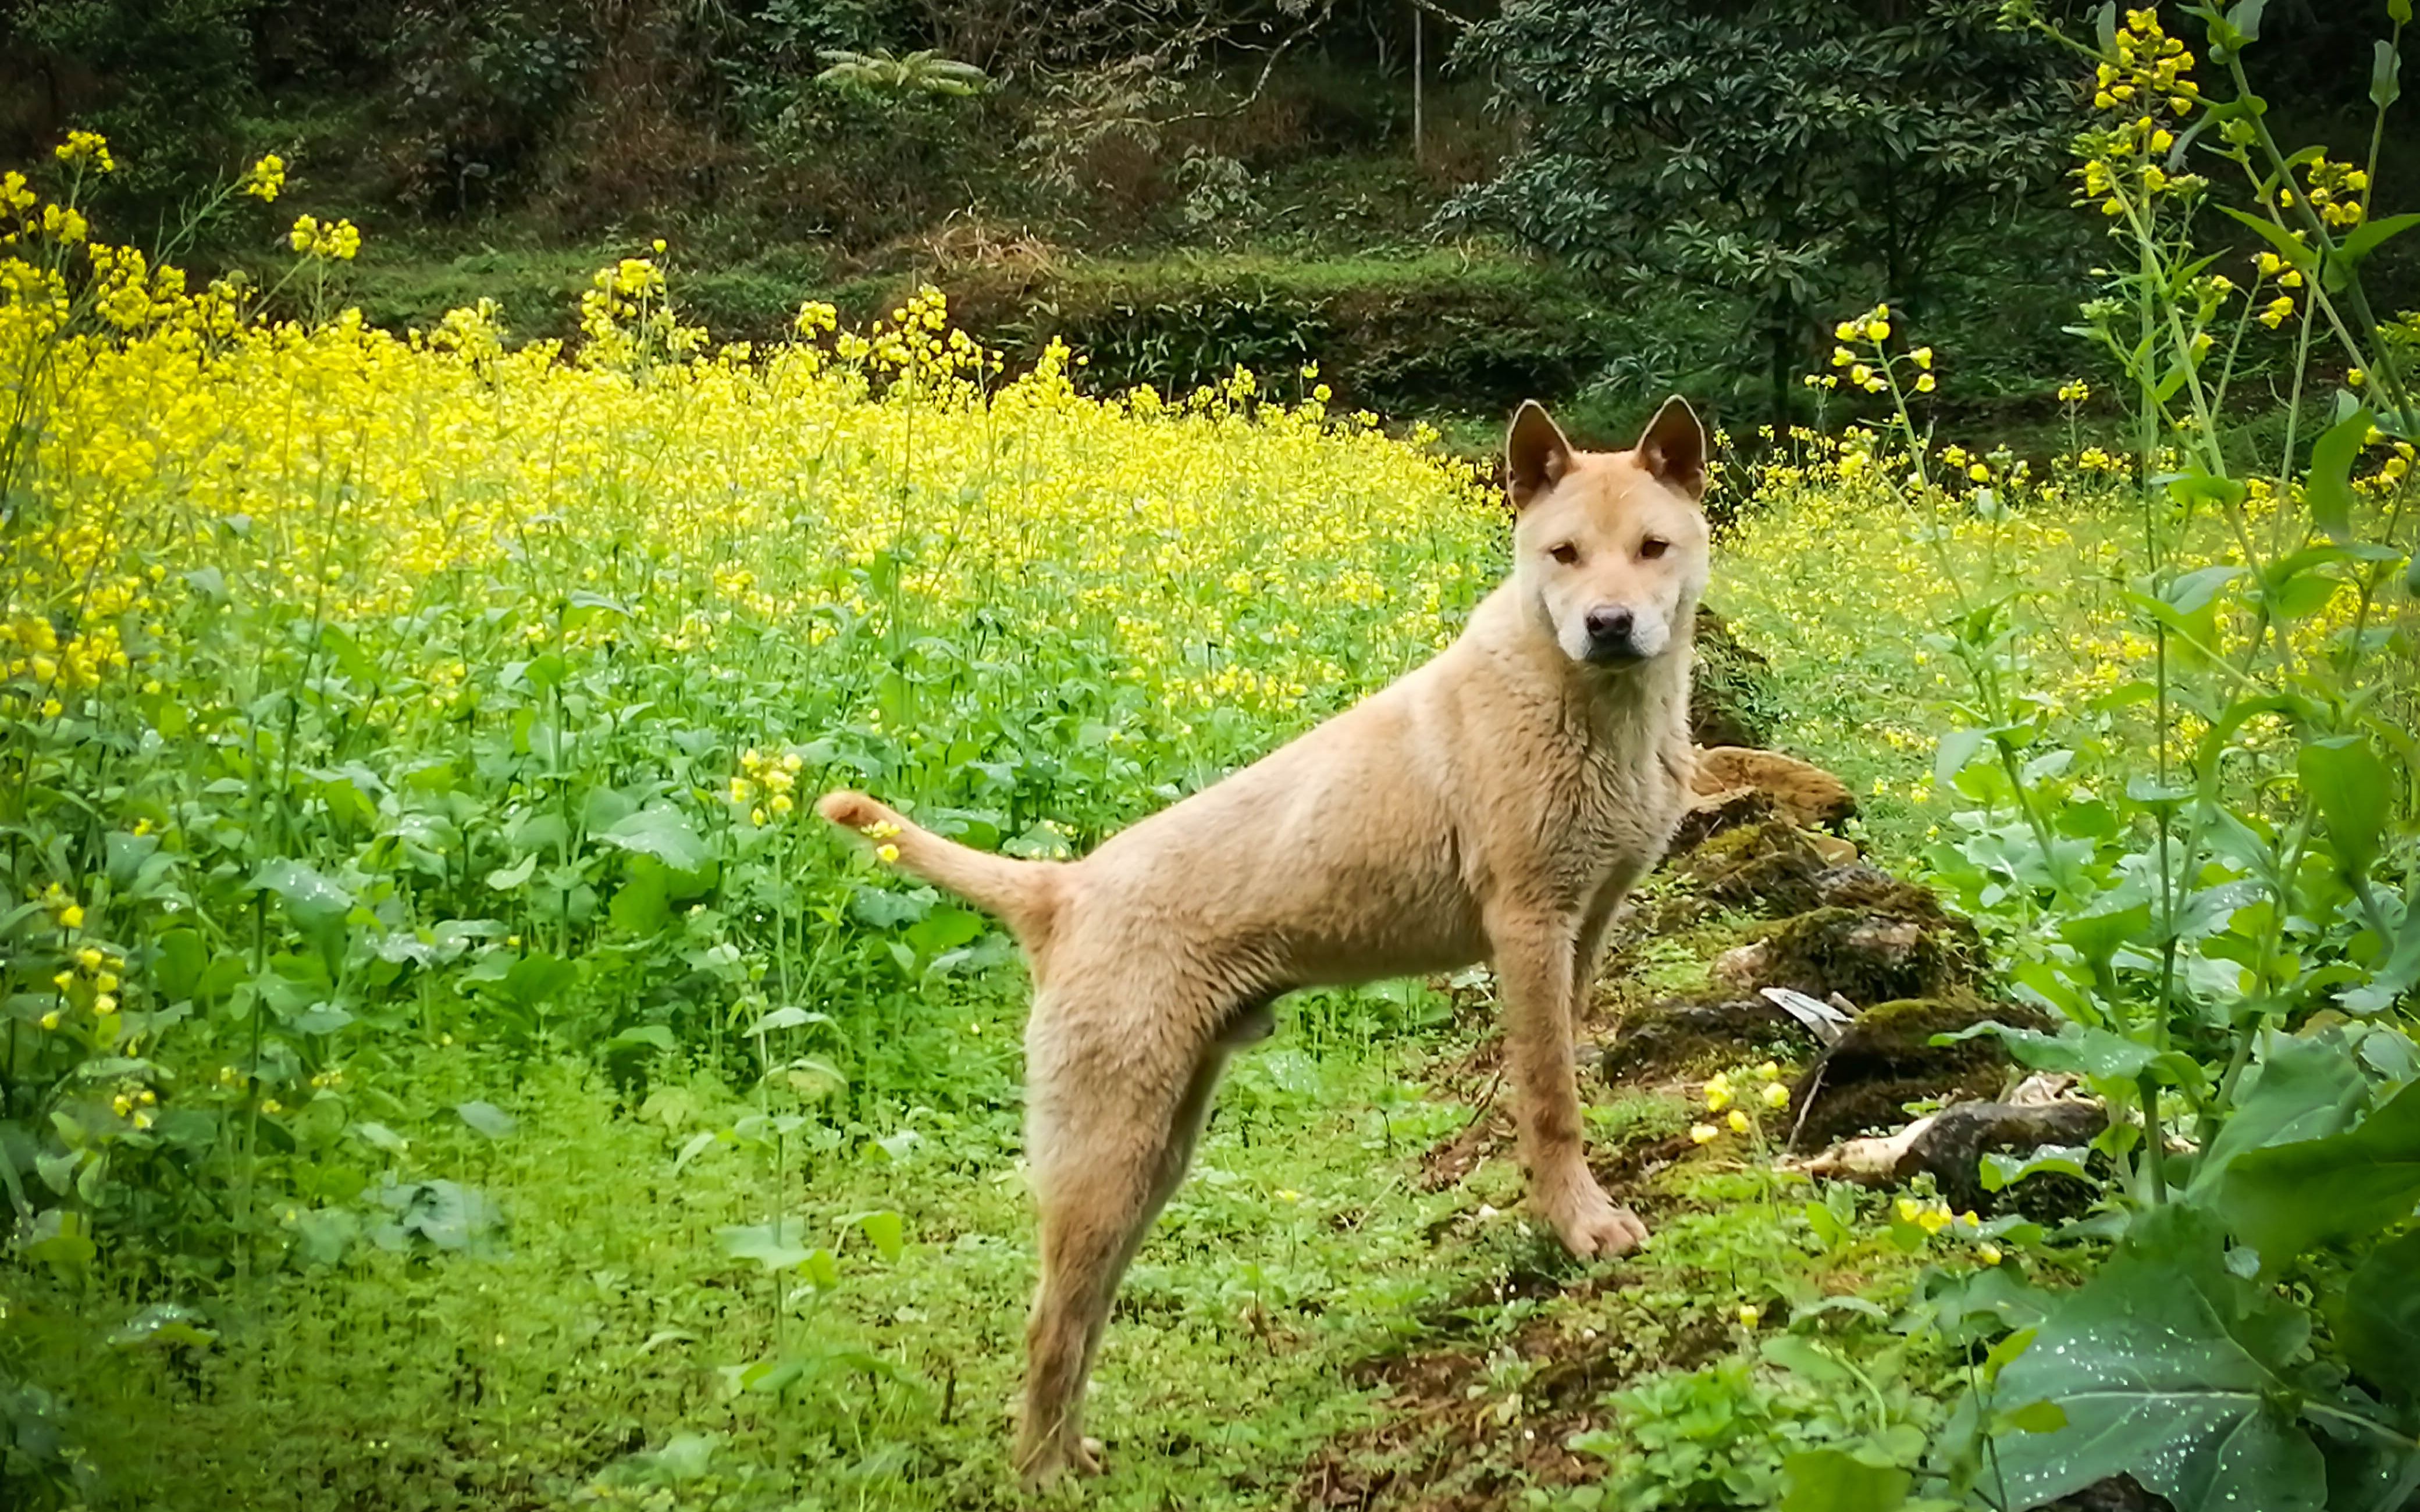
[1531,719,1688,873]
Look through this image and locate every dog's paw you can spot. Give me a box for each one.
[1018,1435,1105,1491]
[1539,1185,1650,1259]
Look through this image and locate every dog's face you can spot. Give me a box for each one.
[1503,397,1710,669]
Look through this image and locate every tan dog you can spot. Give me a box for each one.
[820,397,1710,1485]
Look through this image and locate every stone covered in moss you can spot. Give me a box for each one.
[1689,605,1780,749]
[1785,997,2054,1151]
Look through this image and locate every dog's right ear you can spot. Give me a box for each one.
[1504,400,1574,511]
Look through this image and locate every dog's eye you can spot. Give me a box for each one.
[1639,537,1670,561]
[1548,542,1580,565]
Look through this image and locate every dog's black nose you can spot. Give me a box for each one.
[1583,606,1638,661]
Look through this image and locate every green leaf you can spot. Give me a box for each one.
[904,904,984,956]
[671,1131,717,1176]
[2337,1228,2420,1404]
[351,1121,408,1154]
[1990,1204,2323,1512]
[606,1025,677,1056]
[2217,205,2316,274]
[108,1303,220,1351]
[1995,1399,2067,1435]
[746,1005,834,1036]
[1935,728,1990,791]
[2187,1031,2369,1203]
[599,805,710,872]
[2304,405,2374,543]
[2299,737,2391,880]
[1779,1448,1910,1512]
[2059,901,2154,972]
[455,1100,518,1139]
[2344,905,2420,1015]
[252,858,354,930]
[1936,1021,2194,1092]
[1982,1325,2037,1386]
[2219,1079,2420,1270]
[1757,1333,1851,1385]
[718,1222,815,1272]
[2341,210,2420,266]
[291,1206,360,1265]
[485,853,538,890]
[847,1208,905,1263]
[1981,1145,2095,1193]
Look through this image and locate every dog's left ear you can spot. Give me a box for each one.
[1635,397,1707,502]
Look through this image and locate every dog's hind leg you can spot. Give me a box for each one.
[1489,905,1649,1260]
[1017,1008,1228,1486]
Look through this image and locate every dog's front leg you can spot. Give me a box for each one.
[1489,908,1650,1259]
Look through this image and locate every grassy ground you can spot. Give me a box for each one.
[34,901,1971,1512]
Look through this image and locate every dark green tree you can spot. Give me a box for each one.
[1445,0,2083,426]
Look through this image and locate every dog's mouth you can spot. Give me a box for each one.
[1580,640,1651,668]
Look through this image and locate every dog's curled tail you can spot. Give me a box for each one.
[817,790,1060,946]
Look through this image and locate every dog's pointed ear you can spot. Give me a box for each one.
[1504,400,1574,511]
[1635,396,1707,502]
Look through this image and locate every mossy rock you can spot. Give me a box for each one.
[1690,605,1780,750]
[1728,894,1982,1005]
[1676,818,1833,917]
[1597,999,1805,1082]
[1785,997,2055,1151]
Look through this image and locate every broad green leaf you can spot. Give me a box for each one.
[599,805,710,872]
[455,1100,518,1139]
[799,1247,841,1290]
[1981,1145,2095,1193]
[605,1024,677,1055]
[2217,205,2316,273]
[2337,1228,2420,1404]
[1779,1448,1910,1512]
[747,1005,834,1036]
[1936,1021,2197,1094]
[351,1121,408,1154]
[2341,210,2420,265]
[1760,1333,1853,1385]
[2187,1031,2368,1203]
[2059,901,2153,971]
[1935,728,1990,790]
[720,1223,813,1272]
[1983,1326,2038,1386]
[904,904,984,956]
[485,853,538,890]
[2299,737,2391,879]
[847,1208,905,1263]
[108,1302,219,1351]
[671,1131,717,1176]
[1990,1205,2323,1512]
[2304,405,2374,543]
[2219,1079,2420,1270]
[1995,1399,2066,1435]
[2344,905,2420,1015]
[498,952,577,1009]
[607,875,670,935]
[2374,40,2405,111]
[291,1207,360,1266]
[253,857,353,930]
